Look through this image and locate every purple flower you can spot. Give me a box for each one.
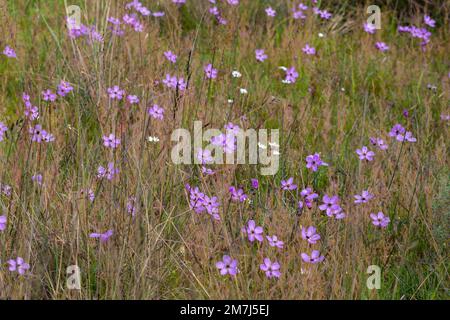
[81,188,95,202]
[369,137,388,150]
[3,46,17,58]
[397,131,417,143]
[42,89,57,102]
[0,215,6,231]
[163,74,178,88]
[216,255,239,276]
[97,162,119,180]
[204,64,218,79]
[313,7,332,20]
[255,49,268,62]
[251,178,259,189]
[57,80,74,97]
[302,44,316,55]
[172,0,186,4]
[319,194,340,215]
[375,42,389,52]
[209,7,220,16]
[7,257,30,275]
[29,124,46,143]
[298,3,308,11]
[356,146,375,161]
[163,74,186,91]
[211,133,236,153]
[0,122,8,141]
[389,124,406,139]
[260,258,281,278]
[148,104,165,120]
[201,166,215,175]
[0,183,12,196]
[301,226,321,244]
[196,148,213,164]
[229,186,248,202]
[103,133,121,148]
[127,95,139,104]
[90,229,114,243]
[283,67,299,84]
[281,177,297,191]
[127,197,137,216]
[305,153,328,171]
[300,187,319,202]
[265,7,276,17]
[293,10,306,20]
[424,15,435,28]
[266,235,284,248]
[354,190,374,204]
[227,0,239,5]
[363,23,376,34]
[203,195,220,220]
[107,85,125,100]
[164,50,177,63]
[301,250,325,264]
[224,122,241,135]
[370,211,390,228]
[242,220,263,242]
[32,174,43,185]
[24,102,39,120]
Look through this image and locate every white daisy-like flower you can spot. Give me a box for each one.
[232,70,242,78]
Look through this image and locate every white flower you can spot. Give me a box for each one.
[258,142,267,149]
[268,142,279,148]
[318,32,325,38]
[232,70,242,78]
[278,66,287,71]
[147,136,160,142]
[228,99,234,104]
[240,88,248,94]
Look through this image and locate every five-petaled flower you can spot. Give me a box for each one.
[260,258,281,278]
[242,220,263,242]
[216,255,239,276]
